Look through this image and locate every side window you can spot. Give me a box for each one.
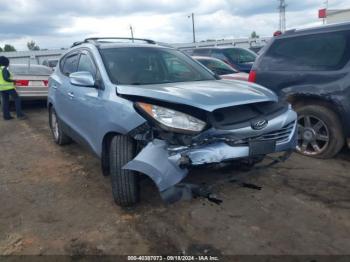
[211,50,228,61]
[193,49,210,56]
[78,53,97,77]
[262,31,350,71]
[62,53,79,76]
[237,48,256,63]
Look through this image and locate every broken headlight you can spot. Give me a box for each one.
[137,102,206,133]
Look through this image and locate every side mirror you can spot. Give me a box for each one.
[69,71,95,87]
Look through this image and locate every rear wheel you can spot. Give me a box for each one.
[295,104,344,158]
[49,107,71,145]
[109,135,139,207]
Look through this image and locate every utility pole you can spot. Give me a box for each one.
[323,0,328,24]
[188,13,196,43]
[278,0,287,32]
[129,25,134,42]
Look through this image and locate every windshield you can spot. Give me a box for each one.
[100,47,216,85]
[224,48,257,64]
[197,58,238,75]
[9,65,52,75]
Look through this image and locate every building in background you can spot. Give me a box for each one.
[319,8,350,24]
[174,37,270,52]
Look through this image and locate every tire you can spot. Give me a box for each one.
[109,135,139,207]
[49,107,71,145]
[295,104,344,159]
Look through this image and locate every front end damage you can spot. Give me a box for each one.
[123,102,298,204]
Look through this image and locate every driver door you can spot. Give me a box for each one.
[67,50,103,148]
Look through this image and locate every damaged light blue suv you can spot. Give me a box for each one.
[48,38,297,206]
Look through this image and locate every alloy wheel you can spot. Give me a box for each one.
[297,114,329,156]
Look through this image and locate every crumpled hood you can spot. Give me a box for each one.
[117,79,277,112]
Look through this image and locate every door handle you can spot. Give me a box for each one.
[52,84,58,89]
[68,92,74,98]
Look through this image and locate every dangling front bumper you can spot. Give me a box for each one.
[124,108,297,202]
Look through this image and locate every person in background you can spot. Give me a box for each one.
[0,56,26,120]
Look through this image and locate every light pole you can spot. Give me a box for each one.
[130,25,134,42]
[278,0,287,33]
[323,0,328,24]
[188,13,196,43]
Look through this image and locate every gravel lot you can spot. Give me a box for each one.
[0,102,350,255]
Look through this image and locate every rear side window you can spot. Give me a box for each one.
[198,58,237,75]
[224,48,257,63]
[193,49,211,56]
[261,31,350,71]
[211,50,228,61]
[62,53,79,76]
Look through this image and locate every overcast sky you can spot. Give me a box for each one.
[0,0,348,50]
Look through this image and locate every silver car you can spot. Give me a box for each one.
[9,64,52,99]
[48,37,297,206]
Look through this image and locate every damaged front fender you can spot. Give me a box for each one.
[122,139,188,192]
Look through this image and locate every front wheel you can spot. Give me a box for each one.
[295,104,344,159]
[109,135,139,207]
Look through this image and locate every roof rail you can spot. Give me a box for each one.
[71,37,156,47]
[283,29,296,35]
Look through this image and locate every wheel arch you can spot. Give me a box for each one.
[287,93,345,133]
[288,94,346,158]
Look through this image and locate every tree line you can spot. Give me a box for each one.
[0,40,41,52]
[0,44,16,52]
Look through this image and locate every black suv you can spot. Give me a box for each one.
[250,22,350,158]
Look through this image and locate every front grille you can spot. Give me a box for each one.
[227,121,296,146]
[209,101,288,130]
[255,121,295,144]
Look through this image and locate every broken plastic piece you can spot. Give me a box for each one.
[123,139,188,191]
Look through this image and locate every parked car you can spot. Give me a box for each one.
[249,46,264,54]
[9,64,51,99]
[193,56,249,81]
[250,22,350,158]
[48,37,297,206]
[42,59,59,70]
[191,47,257,73]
